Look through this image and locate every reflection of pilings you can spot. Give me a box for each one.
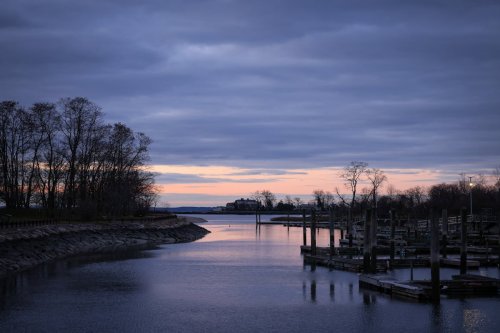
[311,280,317,302]
[330,283,335,301]
[460,207,467,275]
[302,210,307,247]
[302,281,306,300]
[430,304,442,333]
[363,292,377,305]
[310,210,317,256]
[430,208,440,304]
[363,209,371,273]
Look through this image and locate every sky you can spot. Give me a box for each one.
[1,0,500,206]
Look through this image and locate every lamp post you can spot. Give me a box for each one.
[468,176,473,216]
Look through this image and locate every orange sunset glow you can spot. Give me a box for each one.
[152,164,452,206]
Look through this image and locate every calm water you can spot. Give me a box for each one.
[1,214,499,333]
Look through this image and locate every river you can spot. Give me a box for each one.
[1,214,499,332]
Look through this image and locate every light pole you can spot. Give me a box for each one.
[468,176,473,216]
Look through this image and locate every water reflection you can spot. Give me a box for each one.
[0,214,499,333]
[430,304,442,333]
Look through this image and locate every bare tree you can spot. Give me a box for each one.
[293,197,303,209]
[59,97,103,209]
[406,186,425,207]
[324,191,335,208]
[313,189,335,210]
[336,161,368,246]
[0,101,31,209]
[313,189,326,210]
[260,190,276,210]
[366,168,387,209]
[0,97,157,218]
[250,191,264,208]
[494,166,500,189]
[386,183,399,197]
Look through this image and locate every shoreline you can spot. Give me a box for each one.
[0,216,210,279]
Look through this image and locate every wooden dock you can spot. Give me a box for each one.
[304,255,388,272]
[359,274,429,300]
[359,274,500,301]
[440,258,480,269]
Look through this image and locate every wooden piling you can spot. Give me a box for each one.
[430,208,440,303]
[370,209,378,274]
[329,208,335,259]
[310,210,317,256]
[348,209,353,247]
[479,214,483,241]
[363,209,371,273]
[302,209,307,247]
[497,212,500,268]
[390,209,395,261]
[441,209,448,258]
[460,207,467,275]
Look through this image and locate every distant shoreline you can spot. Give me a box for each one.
[0,216,209,279]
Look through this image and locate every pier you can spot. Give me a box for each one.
[291,208,500,302]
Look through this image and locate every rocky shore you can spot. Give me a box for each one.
[0,216,209,278]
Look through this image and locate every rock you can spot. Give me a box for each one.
[0,220,210,278]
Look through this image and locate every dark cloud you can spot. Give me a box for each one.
[228,169,307,176]
[1,0,499,173]
[155,173,281,184]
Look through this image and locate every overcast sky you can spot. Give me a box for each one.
[1,0,499,205]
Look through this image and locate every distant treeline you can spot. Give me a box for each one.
[250,162,500,219]
[0,97,157,218]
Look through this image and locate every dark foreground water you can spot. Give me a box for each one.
[1,215,499,333]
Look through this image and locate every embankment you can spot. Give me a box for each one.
[0,217,209,278]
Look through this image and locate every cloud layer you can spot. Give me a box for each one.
[2,0,499,177]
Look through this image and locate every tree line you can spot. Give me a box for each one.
[248,162,500,219]
[0,97,157,219]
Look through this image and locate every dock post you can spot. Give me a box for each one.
[460,207,467,275]
[329,208,335,259]
[302,209,307,247]
[370,209,378,273]
[311,210,317,256]
[441,209,448,258]
[497,212,500,268]
[363,209,372,273]
[414,217,418,241]
[479,214,483,242]
[390,209,395,261]
[256,208,258,225]
[348,209,353,247]
[430,208,440,304]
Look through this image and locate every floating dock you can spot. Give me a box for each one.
[359,274,500,301]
